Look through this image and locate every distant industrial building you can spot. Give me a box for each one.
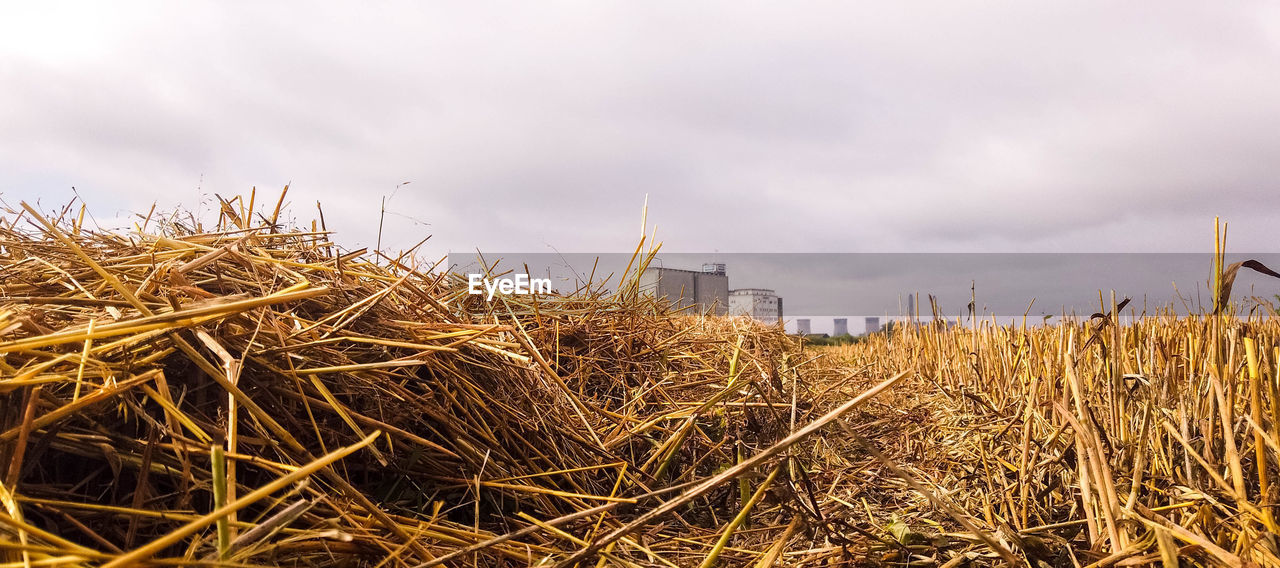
[865,317,880,334]
[639,263,729,315]
[728,288,782,323]
[833,318,848,336]
[796,319,811,335]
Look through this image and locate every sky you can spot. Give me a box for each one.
[452,252,1280,334]
[4,2,1280,259]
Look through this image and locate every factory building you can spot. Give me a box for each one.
[833,318,848,336]
[728,288,783,323]
[639,263,729,315]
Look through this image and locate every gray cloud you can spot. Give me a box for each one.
[3,2,1279,257]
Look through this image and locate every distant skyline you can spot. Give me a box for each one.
[449,252,1280,325]
[4,3,1280,257]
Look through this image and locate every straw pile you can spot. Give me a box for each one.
[12,196,1277,568]
[0,197,905,567]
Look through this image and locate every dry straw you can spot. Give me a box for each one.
[0,193,905,567]
[6,196,1280,567]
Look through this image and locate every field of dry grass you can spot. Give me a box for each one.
[2,198,1279,567]
[807,311,1280,567]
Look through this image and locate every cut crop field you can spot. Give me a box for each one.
[2,197,1278,567]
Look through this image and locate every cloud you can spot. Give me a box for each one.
[2,1,1278,256]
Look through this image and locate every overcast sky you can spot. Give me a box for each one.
[4,2,1280,257]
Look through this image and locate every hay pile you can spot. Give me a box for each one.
[0,197,903,567]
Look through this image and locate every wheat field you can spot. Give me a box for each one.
[1,199,1277,567]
